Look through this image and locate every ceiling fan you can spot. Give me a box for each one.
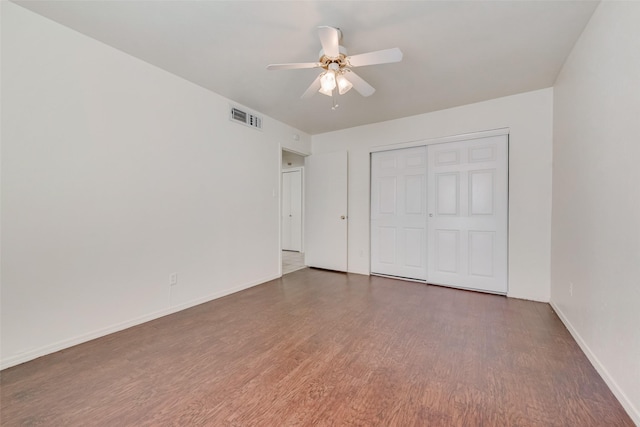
[267,26,403,105]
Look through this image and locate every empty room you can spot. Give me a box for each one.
[1,1,638,425]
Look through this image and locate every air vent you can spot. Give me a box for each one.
[230,107,262,130]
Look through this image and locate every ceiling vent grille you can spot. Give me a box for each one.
[230,107,262,130]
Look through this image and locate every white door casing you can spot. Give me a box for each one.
[305,151,348,272]
[371,146,428,280]
[427,135,508,294]
[282,169,302,252]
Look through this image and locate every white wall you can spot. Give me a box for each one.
[550,1,640,422]
[0,2,310,369]
[312,88,553,302]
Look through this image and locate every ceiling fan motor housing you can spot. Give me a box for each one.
[319,45,348,67]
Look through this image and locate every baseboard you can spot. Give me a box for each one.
[506,293,549,303]
[550,301,640,425]
[167,273,279,315]
[0,273,280,371]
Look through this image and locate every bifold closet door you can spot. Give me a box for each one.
[371,146,428,280]
[427,135,508,294]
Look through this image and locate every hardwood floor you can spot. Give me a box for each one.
[1,269,633,426]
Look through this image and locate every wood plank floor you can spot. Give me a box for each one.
[1,268,633,426]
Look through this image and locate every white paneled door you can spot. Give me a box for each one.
[427,135,508,294]
[370,134,508,294]
[371,146,428,280]
[305,151,348,272]
[282,169,302,252]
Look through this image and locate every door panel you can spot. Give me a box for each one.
[379,177,397,214]
[404,228,424,267]
[436,173,459,215]
[427,135,508,294]
[378,227,397,264]
[305,152,348,271]
[405,175,423,213]
[469,170,494,215]
[371,146,427,280]
[468,231,494,277]
[435,229,459,273]
[282,170,302,252]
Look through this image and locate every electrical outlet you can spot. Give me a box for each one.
[569,282,573,296]
[170,273,178,286]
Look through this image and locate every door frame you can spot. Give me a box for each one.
[279,147,308,277]
[369,128,510,154]
[368,128,510,293]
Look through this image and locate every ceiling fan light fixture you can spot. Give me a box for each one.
[336,74,353,95]
[318,85,333,97]
[319,70,336,95]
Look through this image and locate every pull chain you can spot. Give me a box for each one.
[331,88,339,110]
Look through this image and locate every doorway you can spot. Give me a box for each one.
[281,150,306,274]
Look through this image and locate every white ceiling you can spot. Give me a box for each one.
[14,1,599,135]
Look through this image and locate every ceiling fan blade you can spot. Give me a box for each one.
[344,71,375,97]
[301,74,322,99]
[267,62,321,71]
[347,48,403,67]
[318,26,340,58]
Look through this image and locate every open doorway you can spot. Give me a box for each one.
[282,149,306,274]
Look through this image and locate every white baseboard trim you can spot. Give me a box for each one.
[0,273,280,371]
[550,301,640,425]
[506,292,549,303]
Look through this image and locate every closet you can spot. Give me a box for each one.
[370,134,508,294]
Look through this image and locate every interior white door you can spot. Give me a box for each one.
[281,169,303,251]
[371,146,427,280]
[427,135,508,294]
[305,151,348,271]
